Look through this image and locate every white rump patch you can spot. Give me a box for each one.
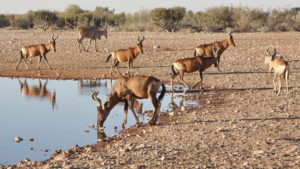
[276,65,286,74]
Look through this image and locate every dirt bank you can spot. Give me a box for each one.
[1,30,300,168]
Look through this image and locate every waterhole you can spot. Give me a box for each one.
[0,77,198,165]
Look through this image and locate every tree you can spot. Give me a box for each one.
[77,12,94,27]
[64,4,83,28]
[205,7,234,31]
[94,6,115,27]
[150,7,186,32]
[27,10,57,30]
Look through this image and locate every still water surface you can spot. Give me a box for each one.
[0,77,196,165]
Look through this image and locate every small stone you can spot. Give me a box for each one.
[254,150,264,154]
[169,112,175,116]
[88,124,95,128]
[153,45,160,49]
[14,137,23,143]
[29,138,34,142]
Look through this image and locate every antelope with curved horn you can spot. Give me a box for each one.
[77,26,108,52]
[92,75,165,128]
[106,36,145,76]
[194,32,235,71]
[265,48,290,96]
[15,34,58,70]
[18,79,56,109]
[171,47,219,91]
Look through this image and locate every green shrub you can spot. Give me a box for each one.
[150,7,186,32]
[7,14,32,29]
[0,14,9,27]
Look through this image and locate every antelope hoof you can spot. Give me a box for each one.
[135,122,142,127]
[192,84,198,90]
[122,123,125,129]
[147,119,156,126]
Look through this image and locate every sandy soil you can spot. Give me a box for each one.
[1,29,300,168]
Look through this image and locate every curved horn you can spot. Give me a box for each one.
[92,92,102,107]
[228,31,233,38]
[267,48,272,56]
[273,48,277,55]
[52,34,58,41]
[138,35,145,42]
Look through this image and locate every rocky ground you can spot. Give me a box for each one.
[0,29,300,168]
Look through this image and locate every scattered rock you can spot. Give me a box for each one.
[88,124,95,128]
[14,137,23,143]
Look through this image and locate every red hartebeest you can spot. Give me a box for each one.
[171,47,219,91]
[77,26,108,52]
[265,48,290,96]
[92,75,165,128]
[194,32,235,71]
[16,34,58,70]
[106,36,145,76]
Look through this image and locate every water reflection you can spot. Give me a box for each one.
[78,79,108,95]
[18,79,56,109]
[0,77,198,165]
[169,92,184,111]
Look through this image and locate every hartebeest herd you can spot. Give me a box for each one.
[14,26,291,129]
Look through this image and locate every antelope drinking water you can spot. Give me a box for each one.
[91,75,165,128]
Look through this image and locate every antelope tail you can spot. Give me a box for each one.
[193,49,197,57]
[20,50,24,58]
[106,54,112,62]
[158,83,166,102]
[285,67,290,80]
[171,64,178,76]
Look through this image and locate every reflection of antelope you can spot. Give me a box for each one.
[18,79,56,108]
[265,48,290,96]
[77,26,108,52]
[194,32,235,71]
[78,79,105,88]
[16,34,58,70]
[92,76,165,128]
[170,48,218,91]
[106,36,145,76]
[96,99,142,142]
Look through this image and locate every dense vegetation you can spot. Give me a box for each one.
[0,5,299,32]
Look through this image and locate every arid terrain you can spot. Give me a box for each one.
[1,29,300,168]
